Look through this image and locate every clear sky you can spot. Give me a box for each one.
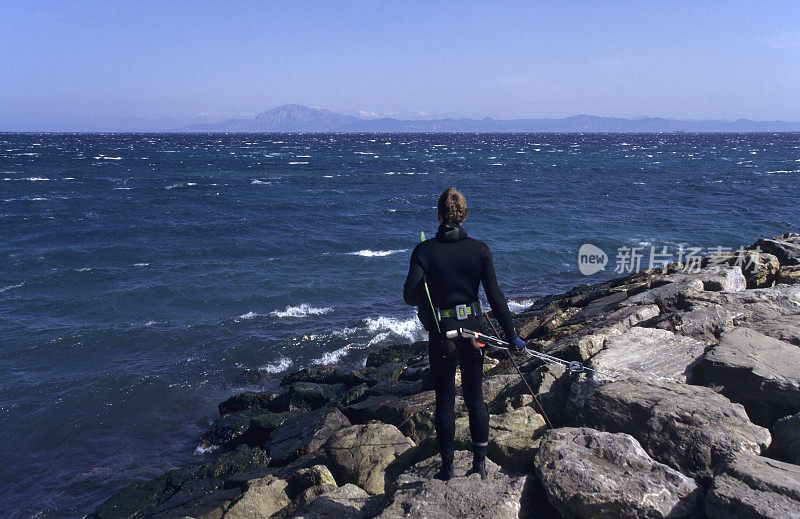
[2,1,800,130]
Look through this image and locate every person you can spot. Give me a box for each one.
[403,187,526,480]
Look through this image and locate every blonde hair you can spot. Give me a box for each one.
[437,187,468,224]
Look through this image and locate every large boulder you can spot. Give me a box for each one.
[265,406,350,464]
[777,265,800,285]
[749,315,800,346]
[378,451,531,519]
[284,382,349,412]
[342,391,436,444]
[705,452,800,519]
[682,285,800,325]
[224,475,291,519]
[590,327,705,383]
[218,389,288,416]
[293,483,381,519]
[748,233,800,267]
[700,327,800,426]
[702,250,780,288]
[325,423,415,495]
[488,406,547,473]
[92,446,270,519]
[770,412,800,465]
[534,427,703,519]
[578,376,771,482]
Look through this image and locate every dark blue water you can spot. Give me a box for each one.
[1,133,798,517]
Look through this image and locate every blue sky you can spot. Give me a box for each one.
[2,1,800,130]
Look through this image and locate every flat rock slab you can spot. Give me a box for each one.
[591,327,705,382]
[579,376,771,482]
[325,423,415,495]
[749,233,800,267]
[706,452,800,519]
[293,483,381,519]
[266,406,350,464]
[535,427,703,519]
[378,451,529,519]
[701,327,800,426]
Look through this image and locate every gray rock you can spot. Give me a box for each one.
[487,406,547,473]
[749,233,800,267]
[700,327,800,426]
[669,303,733,342]
[224,475,290,519]
[590,327,705,383]
[200,409,263,451]
[285,382,348,412]
[700,266,747,292]
[622,279,705,310]
[342,391,436,444]
[218,389,288,416]
[149,488,241,519]
[266,406,350,464]
[683,284,800,325]
[770,412,800,465]
[778,265,800,285]
[749,315,800,346]
[378,451,530,519]
[705,452,800,519]
[579,376,771,482]
[325,423,415,495]
[293,483,381,519]
[702,250,780,289]
[534,427,703,519]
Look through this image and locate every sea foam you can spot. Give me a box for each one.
[270,304,333,318]
[347,249,408,257]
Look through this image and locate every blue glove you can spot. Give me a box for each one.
[509,335,527,353]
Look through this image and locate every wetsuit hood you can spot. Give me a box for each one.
[436,222,468,243]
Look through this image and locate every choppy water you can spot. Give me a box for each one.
[1,132,799,517]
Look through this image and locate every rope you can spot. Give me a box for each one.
[484,316,554,429]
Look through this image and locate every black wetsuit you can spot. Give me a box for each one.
[403,222,515,465]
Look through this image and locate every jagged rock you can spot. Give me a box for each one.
[285,382,348,412]
[149,487,240,519]
[364,379,425,398]
[224,475,290,519]
[545,304,661,361]
[578,376,771,482]
[293,483,381,519]
[219,390,288,416]
[201,409,264,451]
[529,364,573,427]
[483,374,527,403]
[749,233,800,267]
[284,465,338,497]
[622,279,704,310]
[771,412,800,465]
[682,285,800,326]
[702,250,780,288]
[700,327,800,426]
[778,265,800,284]
[590,327,705,382]
[488,406,547,473]
[699,266,747,292]
[535,427,703,519]
[92,447,270,519]
[342,391,436,444]
[706,452,800,519]
[281,365,368,388]
[325,423,415,495]
[667,303,733,342]
[749,315,800,346]
[266,406,350,464]
[365,341,428,367]
[378,451,530,519]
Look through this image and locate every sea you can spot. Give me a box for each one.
[1,132,798,518]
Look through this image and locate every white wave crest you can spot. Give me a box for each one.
[312,345,355,366]
[364,315,425,345]
[25,177,50,181]
[270,304,333,318]
[259,357,293,373]
[236,311,260,320]
[0,282,24,293]
[507,298,537,314]
[347,248,408,257]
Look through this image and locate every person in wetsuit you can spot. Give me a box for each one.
[403,187,526,480]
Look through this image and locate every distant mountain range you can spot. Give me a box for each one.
[178,104,800,133]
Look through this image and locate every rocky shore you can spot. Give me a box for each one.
[91,233,800,519]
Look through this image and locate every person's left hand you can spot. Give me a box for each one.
[509,335,527,353]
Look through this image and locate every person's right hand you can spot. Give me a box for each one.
[509,335,527,353]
